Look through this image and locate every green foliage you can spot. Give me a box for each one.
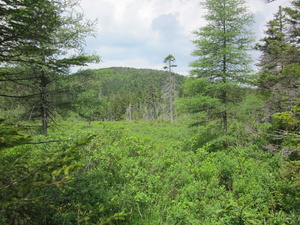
[0,0,58,63]
[177,78,261,151]
[1,117,300,224]
[70,67,185,121]
[256,2,300,118]
[0,0,100,135]
[186,0,254,132]
[0,122,128,224]
[254,3,300,218]
[42,121,295,224]
[0,119,30,149]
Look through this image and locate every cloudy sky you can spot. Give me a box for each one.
[79,0,291,75]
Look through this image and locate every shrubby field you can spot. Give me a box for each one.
[1,120,299,224]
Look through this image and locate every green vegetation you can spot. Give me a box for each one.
[1,121,299,224]
[186,0,254,132]
[69,67,185,122]
[1,0,300,224]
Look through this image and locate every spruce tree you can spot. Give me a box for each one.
[256,1,300,116]
[184,0,254,132]
[0,0,99,135]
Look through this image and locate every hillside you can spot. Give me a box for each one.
[69,67,186,121]
[73,67,185,96]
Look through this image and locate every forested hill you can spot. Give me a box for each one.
[70,67,186,121]
[74,67,186,94]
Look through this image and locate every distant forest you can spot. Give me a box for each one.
[70,67,185,122]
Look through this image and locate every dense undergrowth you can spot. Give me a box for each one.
[1,120,299,224]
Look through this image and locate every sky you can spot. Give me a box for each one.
[79,0,291,75]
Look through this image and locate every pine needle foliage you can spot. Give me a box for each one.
[184,0,254,132]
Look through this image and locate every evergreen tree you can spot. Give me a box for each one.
[0,0,99,135]
[256,1,300,116]
[255,2,300,208]
[255,6,287,72]
[0,0,57,64]
[182,0,254,132]
[144,84,161,120]
[256,1,300,154]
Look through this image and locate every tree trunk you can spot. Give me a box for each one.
[40,71,49,136]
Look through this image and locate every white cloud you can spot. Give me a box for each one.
[79,0,291,75]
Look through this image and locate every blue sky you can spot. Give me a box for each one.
[79,0,291,75]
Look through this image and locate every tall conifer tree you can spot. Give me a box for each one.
[0,0,99,135]
[183,0,254,132]
[256,1,300,115]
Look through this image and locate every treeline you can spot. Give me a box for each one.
[70,67,185,121]
[1,66,185,125]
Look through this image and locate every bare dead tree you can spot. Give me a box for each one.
[163,54,178,123]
